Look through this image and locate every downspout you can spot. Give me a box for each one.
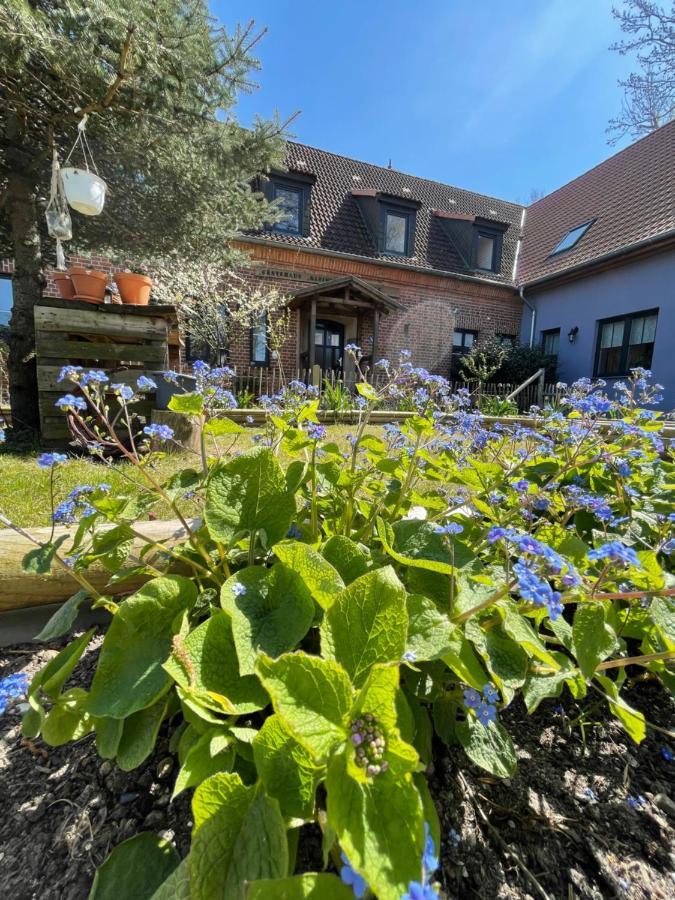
[512,206,535,347]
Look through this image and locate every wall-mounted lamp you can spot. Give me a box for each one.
[568,326,579,344]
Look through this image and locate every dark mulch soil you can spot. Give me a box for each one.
[1,633,674,900]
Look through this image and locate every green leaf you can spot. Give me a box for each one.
[22,535,68,575]
[168,391,204,416]
[34,590,90,642]
[163,468,201,501]
[190,775,288,899]
[377,518,454,576]
[406,594,454,661]
[322,536,369,584]
[89,833,180,900]
[466,620,529,703]
[205,447,296,546]
[356,382,378,401]
[253,715,323,822]
[595,674,646,744]
[441,631,488,690]
[42,688,93,745]
[573,605,619,679]
[500,607,561,669]
[651,596,675,649]
[247,874,355,899]
[204,416,244,435]
[456,718,517,778]
[221,565,315,675]
[326,752,424,900]
[256,652,353,761]
[95,716,124,759]
[88,576,196,718]
[322,567,407,687]
[173,728,234,797]
[88,524,134,573]
[30,628,95,700]
[149,857,191,900]
[116,698,168,771]
[522,670,570,712]
[163,610,268,715]
[393,519,474,569]
[273,540,345,610]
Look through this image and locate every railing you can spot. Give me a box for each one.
[227,365,562,413]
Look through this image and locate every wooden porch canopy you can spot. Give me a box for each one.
[288,276,403,368]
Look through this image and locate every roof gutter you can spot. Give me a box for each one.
[512,208,536,347]
[522,226,675,290]
[235,235,515,290]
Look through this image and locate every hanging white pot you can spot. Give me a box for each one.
[61,167,107,216]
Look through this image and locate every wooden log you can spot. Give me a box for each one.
[35,335,167,363]
[35,305,168,340]
[0,518,199,611]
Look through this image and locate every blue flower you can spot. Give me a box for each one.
[192,360,210,375]
[111,383,135,402]
[463,688,481,709]
[0,429,5,443]
[306,423,327,441]
[55,394,87,412]
[143,424,174,442]
[340,852,367,898]
[344,343,361,355]
[37,452,68,469]
[422,822,439,877]
[511,479,529,493]
[287,523,302,540]
[137,376,157,391]
[514,560,564,620]
[403,650,417,663]
[482,683,499,704]
[58,365,83,383]
[0,672,29,714]
[626,794,647,810]
[476,701,497,726]
[588,541,640,568]
[374,358,390,369]
[231,582,247,597]
[52,499,77,524]
[434,522,463,536]
[80,369,109,386]
[660,746,673,761]
[162,369,180,383]
[402,882,437,899]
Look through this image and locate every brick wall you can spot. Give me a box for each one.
[1,253,132,298]
[3,241,522,377]
[229,241,522,375]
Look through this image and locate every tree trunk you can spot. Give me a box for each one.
[6,112,45,434]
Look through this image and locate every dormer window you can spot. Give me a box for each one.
[273,183,303,234]
[473,224,504,272]
[261,170,314,237]
[383,208,412,255]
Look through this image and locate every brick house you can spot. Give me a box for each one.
[3,123,674,406]
[225,141,524,380]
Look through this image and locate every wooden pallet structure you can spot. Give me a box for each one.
[35,298,179,443]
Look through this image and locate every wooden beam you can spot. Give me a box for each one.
[0,518,199,610]
[372,308,380,364]
[309,297,317,369]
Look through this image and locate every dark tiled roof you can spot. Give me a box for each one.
[256,141,524,283]
[518,119,675,285]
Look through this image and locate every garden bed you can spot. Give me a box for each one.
[1,632,673,900]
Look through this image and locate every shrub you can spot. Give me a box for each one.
[5,356,673,899]
[494,344,557,384]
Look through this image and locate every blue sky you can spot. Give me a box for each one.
[212,0,636,204]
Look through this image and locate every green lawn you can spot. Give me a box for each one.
[0,425,366,528]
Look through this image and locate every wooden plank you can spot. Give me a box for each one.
[0,518,199,610]
[37,365,159,392]
[35,305,168,340]
[35,336,167,363]
[38,297,177,319]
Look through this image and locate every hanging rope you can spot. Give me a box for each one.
[64,113,99,175]
[45,148,72,270]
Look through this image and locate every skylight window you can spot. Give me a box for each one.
[550,220,594,255]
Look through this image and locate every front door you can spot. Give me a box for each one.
[313,320,344,373]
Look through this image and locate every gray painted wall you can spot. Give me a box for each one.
[520,248,675,412]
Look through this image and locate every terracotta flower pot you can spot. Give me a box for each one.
[53,272,76,300]
[68,267,107,304]
[114,272,153,306]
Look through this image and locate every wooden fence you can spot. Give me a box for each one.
[228,365,562,413]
